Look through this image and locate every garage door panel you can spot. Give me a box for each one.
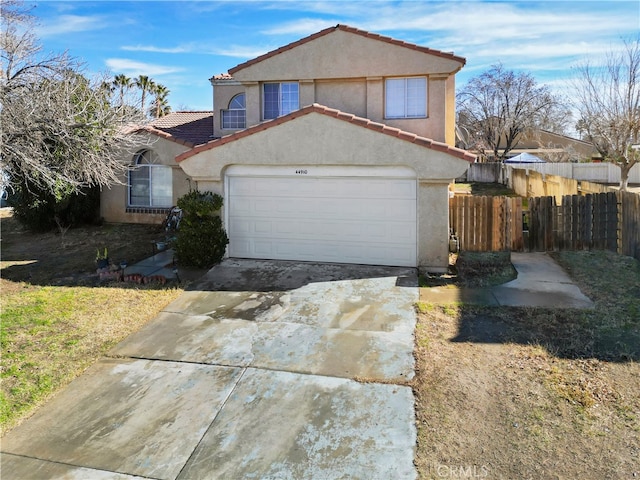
[227,173,417,267]
[230,217,415,242]
[233,237,415,266]
[229,218,251,235]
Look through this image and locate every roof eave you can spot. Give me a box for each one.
[228,24,466,76]
[176,104,476,163]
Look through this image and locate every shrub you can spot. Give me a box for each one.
[9,179,100,232]
[174,190,229,268]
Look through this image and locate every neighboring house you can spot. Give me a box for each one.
[100,111,213,224]
[504,128,599,162]
[102,24,474,271]
[456,122,598,162]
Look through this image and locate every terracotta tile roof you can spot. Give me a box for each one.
[212,73,234,80]
[140,111,214,147]
[176,104,476,163]
[229,24,465,76]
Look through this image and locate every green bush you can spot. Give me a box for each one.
[174,190,229,268]
[9,180,100,232]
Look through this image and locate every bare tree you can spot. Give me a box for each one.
[572,37,640,191]
[457,64,565,161]
[0,0,149,195]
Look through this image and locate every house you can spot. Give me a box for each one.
[100,111,214,224]
[101,24,474,271]
[504,128,598,162]
[456,121,598,162]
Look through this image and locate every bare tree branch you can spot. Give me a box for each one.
[457,64,566,161]
[0,0,151,195]
[572,37,640,191]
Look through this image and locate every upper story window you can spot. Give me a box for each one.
[128,150,172,208]
[263,82,299,120]
[221,93,246,129]
[385,77,427,119]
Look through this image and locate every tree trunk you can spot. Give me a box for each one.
[619,162,635,192]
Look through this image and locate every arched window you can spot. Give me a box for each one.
[221,93,246,129]
[128,150,172,208]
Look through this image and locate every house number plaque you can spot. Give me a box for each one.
[295,169,308,175]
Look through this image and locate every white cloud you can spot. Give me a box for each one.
[260,18,339,35]
[120,42,273,59]
[212,45,275,59]
[105,58,184,77]
[36,14,105,37]
[121,44,193,54]
[259,1,637,60]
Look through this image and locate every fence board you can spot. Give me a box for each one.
[623,191,640,259]
[450,191,638,259]
[584,194,593,250]
[607,191,619,252]
[450,196,523,252]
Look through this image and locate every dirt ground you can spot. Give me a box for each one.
[414,288,639,478]
[0,208,205,288]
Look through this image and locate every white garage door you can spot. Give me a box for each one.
[226,165,417,267]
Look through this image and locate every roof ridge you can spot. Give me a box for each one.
[176,103,475,163]
[170,110,214,114]
[228,24,465,76]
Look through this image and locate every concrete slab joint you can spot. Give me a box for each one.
[1,259,420,480]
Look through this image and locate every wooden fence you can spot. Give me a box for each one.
[509,168,579,201]
[619,191,640,259]
[450,191,640,260]
[449,196,523,252]
[526,193,619,252]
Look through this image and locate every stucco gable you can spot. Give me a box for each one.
[226,24,466,82]
[177,104,475,164]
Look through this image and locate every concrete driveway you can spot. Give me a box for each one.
[1,260,419,479]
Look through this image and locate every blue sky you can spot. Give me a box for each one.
[31,0,640,111]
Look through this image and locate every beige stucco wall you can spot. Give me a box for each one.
[100,134,193,224]
[212,28,463,144]
[179,111,470,270]
[315,79,367,118]
[232,29,463,81]
[213,74,455,144]
[213,81,245,138]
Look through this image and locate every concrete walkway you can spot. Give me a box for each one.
[1,260,419,480]
[421,252,594,308]
[122,248,178,281]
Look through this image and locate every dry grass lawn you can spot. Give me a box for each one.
[414,251,640,479]
[0,209,205,434]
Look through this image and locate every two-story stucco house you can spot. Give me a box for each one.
[101,24,475,271]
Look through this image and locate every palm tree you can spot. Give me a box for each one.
[112,74,131,107]
[134,75,155,115]
[150,83,171,118]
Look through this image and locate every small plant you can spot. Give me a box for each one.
[415,301,434,313]
[95,247,109,269]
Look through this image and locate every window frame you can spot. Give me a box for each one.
[262,82,299,120]
[384,77,428,119]
[127,150,173,208]
[221,93,246,129]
